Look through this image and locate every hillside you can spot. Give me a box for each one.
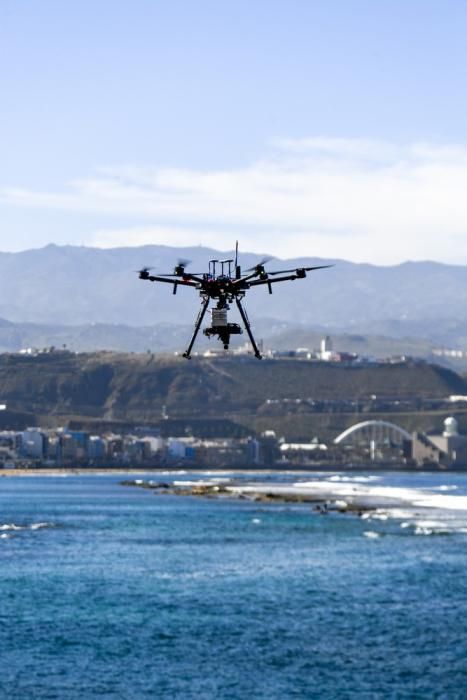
[1,352,465,438]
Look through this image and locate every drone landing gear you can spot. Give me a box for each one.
[235,297,262,359]
[182,296,262,360]
[182,296,210,359]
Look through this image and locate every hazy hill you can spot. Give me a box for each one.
[0,245,466,348]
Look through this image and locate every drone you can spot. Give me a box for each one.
[138,243,332,360]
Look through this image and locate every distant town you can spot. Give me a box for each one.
[13,334,440,365]
[2,414,467,471]
[2,336,467,471]
[0,423,260,470]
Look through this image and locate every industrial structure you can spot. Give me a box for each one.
[411,416,467,469]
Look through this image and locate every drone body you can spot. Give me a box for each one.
[138,244,332,359]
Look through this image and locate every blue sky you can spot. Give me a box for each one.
[2,0,467,263]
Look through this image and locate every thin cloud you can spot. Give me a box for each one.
[2,138,467,264]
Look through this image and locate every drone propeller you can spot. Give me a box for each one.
[137,266,156,279]
[245,257,273,273]
[174,258,193,275]
[267,264,334,275]
[137,265,196,278]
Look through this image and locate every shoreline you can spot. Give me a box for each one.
[1,465,465,477]
[121,476,467,522]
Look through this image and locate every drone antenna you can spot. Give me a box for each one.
[235,241,241,279]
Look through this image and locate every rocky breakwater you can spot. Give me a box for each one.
[121,475,467,535]
[120,477,383,512]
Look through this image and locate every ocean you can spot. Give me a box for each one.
[1,470,467,699]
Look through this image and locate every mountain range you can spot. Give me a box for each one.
[0,244,466,354]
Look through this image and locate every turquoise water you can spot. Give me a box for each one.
[1,471,467,699]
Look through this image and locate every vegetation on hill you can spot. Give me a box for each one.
[0,352,466,442]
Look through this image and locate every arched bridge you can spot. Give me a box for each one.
[334,420,412,445]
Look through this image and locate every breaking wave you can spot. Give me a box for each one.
[0,522,55,537]
[232,477,467,536]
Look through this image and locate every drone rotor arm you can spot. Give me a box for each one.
[145,274,198,288]
[267,264,334,276]
[247,273,306,287]
[247,264,333,287]
[181,273,205,284]
[231,270,264,287]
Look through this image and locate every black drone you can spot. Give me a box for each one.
[138,244,332,359]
